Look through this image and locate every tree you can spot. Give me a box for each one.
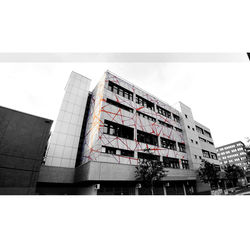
[198,160,221,189]
[135,149,167,195]
[224,164,246,187]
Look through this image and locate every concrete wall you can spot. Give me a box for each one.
[176,102,204,170]
[75,161,197,182]
[38,165,75,183]
[176,102,220,170]
[194,121,220,165]
[45,71,91,168]
[80,73,106,164]
[0,106,52,194]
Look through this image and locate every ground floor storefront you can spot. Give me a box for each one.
[97,181,196,195]
[37,162,201,195]
[37,180,197,195]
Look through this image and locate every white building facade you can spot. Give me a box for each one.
[40,70,220,195]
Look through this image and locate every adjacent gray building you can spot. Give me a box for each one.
[216,141,249,169]
[0,106,52,194]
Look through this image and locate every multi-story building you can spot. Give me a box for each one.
[216,141,249,169]
[38,70,220,195]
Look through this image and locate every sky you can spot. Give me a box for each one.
[0,59,249,147]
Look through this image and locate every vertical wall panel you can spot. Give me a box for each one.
[45,72,91,168]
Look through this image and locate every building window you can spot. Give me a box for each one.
[175,127,183,133]
[160,137,177,150]
[192,128,195,131]
[195,141,198,144]
[103,146,134,157]
[204,130,212,138]
[106,98,134,113]
[120,149,134,157]
[185,114,188,118]
[178,142,186,153]
[163,157,180,169]
[188,125,190,129]
[108,81,133,101]
[137,130,158,146]
[202,150,210,158]
[136,95,155,111]
[196,125,204,135]
[181,159,189,169]
[173,114,180,123]
[137,111,156,122]
[156,105,171,118]
[159,120,173,129]
[199,137,206,143]
[105,146,116,155]
[138,152,160,161]
[210,152,218,160]
[199,156,202,159]
[191,139,194,143]
[207,140,214,145]
[103,120,134,140]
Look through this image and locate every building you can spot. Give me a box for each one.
[216,141,249,169]
[37,70,220,195]
[246,146,250,165]
[0,106,52,194]
[245,146,250,183]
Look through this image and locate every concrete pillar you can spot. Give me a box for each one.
[163,185,167,195]
[183,183,187,195]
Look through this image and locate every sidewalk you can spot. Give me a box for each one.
[210,186,250,195]
[232,186,250,195]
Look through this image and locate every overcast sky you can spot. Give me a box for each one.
[0,59,249,147]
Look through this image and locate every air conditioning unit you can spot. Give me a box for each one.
[94,184,100,190]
